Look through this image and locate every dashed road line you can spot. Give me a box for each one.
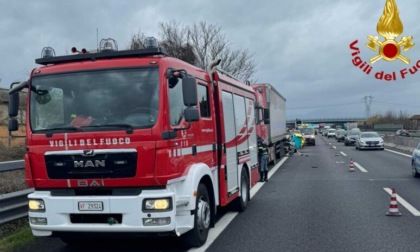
[384,188,420,216]
[353,162,368,172]
[340,151,347,156]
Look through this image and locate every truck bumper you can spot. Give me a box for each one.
[27,189,193,237]
[304,138,315,145]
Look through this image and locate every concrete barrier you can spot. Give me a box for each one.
[383,135,418,154]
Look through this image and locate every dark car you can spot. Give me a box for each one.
[344,128,361,146]
[396,129,411,137]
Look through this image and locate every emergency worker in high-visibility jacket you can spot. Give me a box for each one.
[258,137,269,182]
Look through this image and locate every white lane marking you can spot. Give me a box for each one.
[189,212,237,252]
[188,157,288,252]
[384,188,420,216]
[353,162,368,172]
[333,146,337,149]
[340,152,347,156]
[385,149,412,158]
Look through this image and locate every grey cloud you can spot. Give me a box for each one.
[1,0,419,120]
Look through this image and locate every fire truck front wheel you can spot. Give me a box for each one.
[235,167,250,212]
[182,183,211,247]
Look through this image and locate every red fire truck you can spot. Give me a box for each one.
[8,38,262,247]
[252,83,287,164]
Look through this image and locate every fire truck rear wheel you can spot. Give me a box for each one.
[235,168,249,212]
[182,183,211,247]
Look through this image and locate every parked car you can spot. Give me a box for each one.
[300,127,316,146]
[355,131,384,150]
[327,129,336,138]
[412,142,420,177]
[396,129,411,137]
[335,129,346,142]
[344,128,361,146]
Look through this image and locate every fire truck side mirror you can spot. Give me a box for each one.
[184,107,199,122]
[8,118,19,132]
[8,92,20,117]
[263,108,270,124]
[182,77,198,107]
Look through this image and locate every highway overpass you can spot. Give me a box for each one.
[286,117,366,128]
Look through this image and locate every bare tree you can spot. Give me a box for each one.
[128,30,148,50]
[158,21,197,64]
[367,109,412,129]
[128,21,256,82]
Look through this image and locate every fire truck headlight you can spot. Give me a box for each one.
[143,217,171,226]
[29,217,48,225]
[29,199,46,212]
[143,198,172,211]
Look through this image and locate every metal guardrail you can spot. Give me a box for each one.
[0,160,24,172]
[0,188,33,226]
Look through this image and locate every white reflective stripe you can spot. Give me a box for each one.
[182,148,192,155]
[179,144,215,156]
[45,149,137,155]
[197,144,214,153]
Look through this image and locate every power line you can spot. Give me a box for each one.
[373,101,420,108]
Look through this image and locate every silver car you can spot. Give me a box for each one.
[412,142,420,177]
[335,129,346,142]
[355,131,384,150]
[327,129,336,138]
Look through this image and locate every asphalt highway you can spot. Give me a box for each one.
[14,135,420,251]
[208,135,420,252]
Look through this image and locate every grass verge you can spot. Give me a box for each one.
[0,226,36,252]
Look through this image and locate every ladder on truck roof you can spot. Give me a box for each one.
[35,47,168,66]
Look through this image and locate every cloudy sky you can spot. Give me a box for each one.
[1,0,420,120]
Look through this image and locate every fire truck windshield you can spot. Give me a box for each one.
[29,68,159,132]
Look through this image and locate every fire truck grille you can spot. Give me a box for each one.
[45,152,137,179]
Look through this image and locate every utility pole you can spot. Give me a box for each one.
[362,95,373,120]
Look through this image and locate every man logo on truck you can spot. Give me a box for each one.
[74,160,105,168]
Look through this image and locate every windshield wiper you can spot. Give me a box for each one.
[80,124,133,134]
[36,126,84,137]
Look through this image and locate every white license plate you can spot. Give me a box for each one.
[78,201,103,211]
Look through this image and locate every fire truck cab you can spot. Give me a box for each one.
[8,38,259,247]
